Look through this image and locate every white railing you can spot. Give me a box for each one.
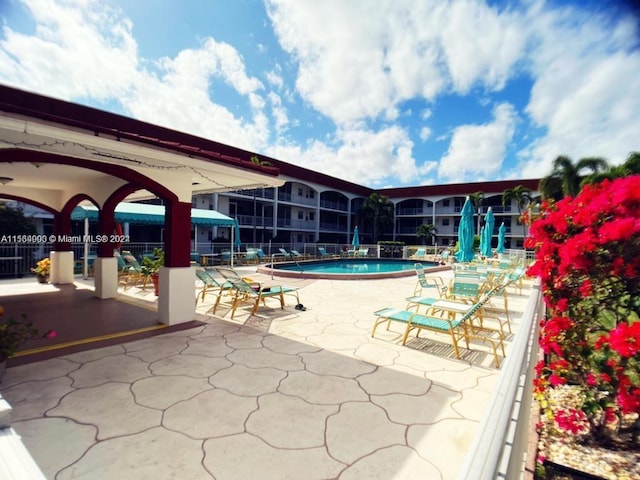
[456,280,543,480]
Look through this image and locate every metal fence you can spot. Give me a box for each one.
[1,241,536,278]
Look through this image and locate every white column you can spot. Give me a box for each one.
[158,267,196,325]
[94,257,118,299]
[50,251,74,284]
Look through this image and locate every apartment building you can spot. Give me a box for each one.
[191,155,540,251]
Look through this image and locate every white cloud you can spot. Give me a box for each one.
[438,103,517,182]
[0,0,139,100]
[269,124,435,187]
[516,4,640,178]
[419,127,432,142]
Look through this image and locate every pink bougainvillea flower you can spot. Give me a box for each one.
[609,322,640,358]
[43,329,58,339]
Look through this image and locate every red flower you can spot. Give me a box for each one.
[609,322,640,358]
[549,374,567,387]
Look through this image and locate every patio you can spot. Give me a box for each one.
[0,267,533,479]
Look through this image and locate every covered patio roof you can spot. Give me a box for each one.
[71,203,236,227]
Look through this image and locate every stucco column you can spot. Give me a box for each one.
[94,257,117,299]
[50,210,74,284]
[160,201,194,325]
[95,202,119,299]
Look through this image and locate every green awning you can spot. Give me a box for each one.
[71,203,236,226]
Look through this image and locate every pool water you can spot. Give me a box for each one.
[264,258,441,279]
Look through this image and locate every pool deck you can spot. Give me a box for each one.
[0,266,533,479]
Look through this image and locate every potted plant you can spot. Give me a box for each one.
[141,248,164,295]
[31,257,51,283]
[0,305,38,380]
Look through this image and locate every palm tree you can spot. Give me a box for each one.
[358,193,394,244]
[469,191,484,232]
[582,151,640,185]
[539,155,609,200]
[416,223,437,246]
[502,185,532,237]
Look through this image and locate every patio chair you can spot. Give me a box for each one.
[413,277,512,335]
[410,248,427,260]
[290,249,306,260]
[446,273,485,304]
[195,268,233,305]
[118,251,149,290]
[371,292,506,368]
[244,248,259,264]
[356,247,369,257]
[213,267,301,317]
[406,263,447,310]
[278,248,293,260]
[318,247,337,259]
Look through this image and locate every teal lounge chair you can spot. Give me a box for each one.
[411,248,426,260]
[371,292,506,367]
[195,269,233,305]
[214,267,301,317]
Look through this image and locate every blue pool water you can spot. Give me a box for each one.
[273,259,437,275]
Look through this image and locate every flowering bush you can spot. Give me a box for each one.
[31,257,51,276]
[526,175,640,446]
[0,305,38,361]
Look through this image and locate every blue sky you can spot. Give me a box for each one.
[0,0,638,188]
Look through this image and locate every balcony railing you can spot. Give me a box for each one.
[319,200,349,211]
[396,208,427,216]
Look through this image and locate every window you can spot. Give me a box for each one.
[309,212,315,221]
[442,218,450,226]
[298,211,303,219]
[309,191,315,199]
[298,188,303,196]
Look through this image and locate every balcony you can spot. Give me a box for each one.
[319,200,349,212]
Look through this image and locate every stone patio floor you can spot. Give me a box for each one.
[0,266,533,479]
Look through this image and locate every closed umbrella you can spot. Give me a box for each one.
[455,196,475,263]
[231,221,241,268]
[482,207,495,257]
[479,226,485,257]
[496,222,506,254]
[352,226,360,249]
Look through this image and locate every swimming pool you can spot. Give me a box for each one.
[257,258,448,280]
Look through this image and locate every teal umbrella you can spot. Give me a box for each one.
[482,207,495,257]
[233,221,242,250]
[479,225,485,257]
[496,222,506,254]
[352,226,360,249]
[455,197,475,262]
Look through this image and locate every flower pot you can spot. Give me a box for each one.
[151,274,159,296]
[37,274,49,284]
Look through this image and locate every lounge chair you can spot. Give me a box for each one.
[318,247,338,258]
[405,263,448,310]
[118,251,149,290]
[244,248,259,264]
[290,249,306,260]
[410,248,427,260]
[411,276,512,335]
[446,273,484,303]
[195,269,233,305]
[213,267,301,318]
[371,292,506,367]
[356,247,369,257]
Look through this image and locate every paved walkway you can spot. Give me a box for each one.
[0,267,532,479]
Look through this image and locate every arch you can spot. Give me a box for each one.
[0,149,179,203]
[0,193,57,214]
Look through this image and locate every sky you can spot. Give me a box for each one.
[0,0,638,189]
